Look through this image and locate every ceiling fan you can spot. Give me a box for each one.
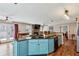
[5,16,8,21]
[0,16,14,23]
[0,16,9,21]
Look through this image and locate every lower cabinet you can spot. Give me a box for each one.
[28,39,48,55]
[58,36,62,46]
[54,37,58,52]
[77,36,79,52]
[39,39,48,54]
[28,40,39,55]
[13,40,28,56]
[18,40,28,56]
[13,41,18,56]
[13,39,54,56]
[48,39,54,53]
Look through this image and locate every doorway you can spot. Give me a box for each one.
[61,25,69,41]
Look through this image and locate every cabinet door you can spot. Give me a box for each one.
[39,39,48,54]
[77,24,79,52]
[77,36,79,52]
[28,40,39,55]
[58,37,62,46]
[13,41,19,56]
[48,39,54,53]
[19,40,28,56]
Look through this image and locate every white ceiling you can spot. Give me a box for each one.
[0,3,79,25]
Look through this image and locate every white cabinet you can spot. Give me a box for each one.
[18,23,32,35]
[18,23,26,33]
[0,23,14,40]
[26,25,32,35]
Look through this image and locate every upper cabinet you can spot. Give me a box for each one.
[0,23,15,40]
[26,24,32,35]
[18,23,32,34]
[18,23,27,33]
[14,23,32,40]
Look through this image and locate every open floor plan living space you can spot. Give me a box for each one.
[0,3,79,56]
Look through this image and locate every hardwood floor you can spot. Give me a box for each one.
[48,39,77,56]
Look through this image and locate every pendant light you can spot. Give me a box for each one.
[64,9,70,20]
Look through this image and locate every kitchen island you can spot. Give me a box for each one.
[13,37,62,56]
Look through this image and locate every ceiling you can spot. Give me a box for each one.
[0,3,79,25]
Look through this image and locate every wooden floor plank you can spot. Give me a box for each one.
[48,39,77,56]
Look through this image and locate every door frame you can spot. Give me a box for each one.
[60,25,69,41]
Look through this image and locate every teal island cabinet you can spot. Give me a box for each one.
[28,39,39,55]
[13,39,28,56]
[28,39,49,56]
[48,39,54,53]
[13,39,55,56]
[39,39,48,55]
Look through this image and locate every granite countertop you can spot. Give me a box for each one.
[15,34,63,41]
[16,38,55,41]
